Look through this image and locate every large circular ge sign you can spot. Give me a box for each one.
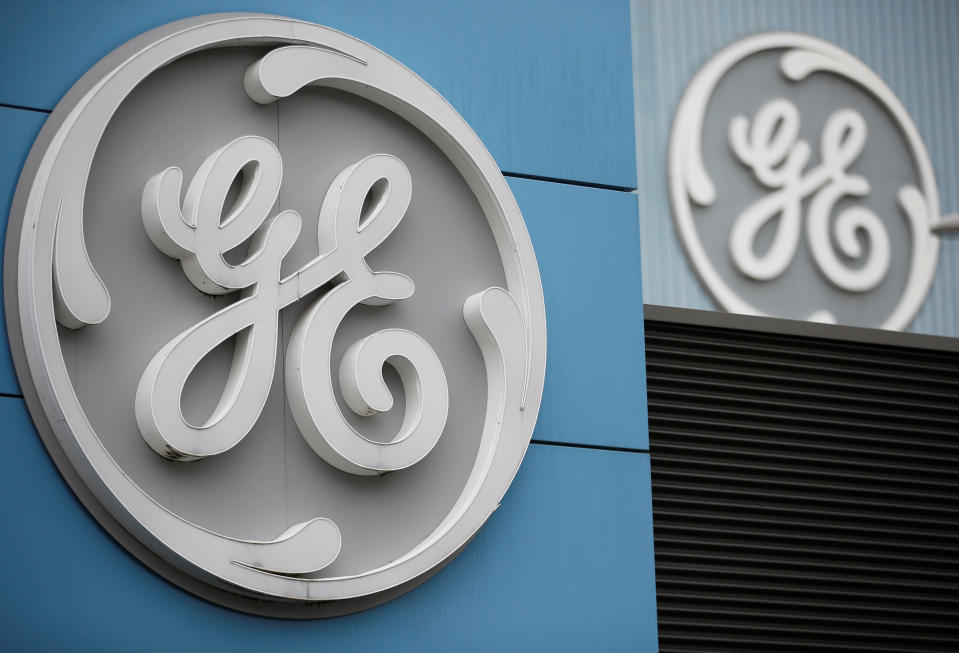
[4,14,546,616]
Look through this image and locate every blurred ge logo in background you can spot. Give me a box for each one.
[669,32,948,330]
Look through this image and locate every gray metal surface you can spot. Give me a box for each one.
[645,306,959,651]
[632,0,959,338]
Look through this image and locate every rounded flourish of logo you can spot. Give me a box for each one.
[5,15,546,616]
[669,32,942,330]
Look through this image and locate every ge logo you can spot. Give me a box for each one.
[6,14,546,616]
[138,140,452,473]
[670,32,943,330]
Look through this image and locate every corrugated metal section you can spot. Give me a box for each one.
[645,307,959,652]
[631,0,959,338]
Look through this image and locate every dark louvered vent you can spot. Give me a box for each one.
[645,306,959,653]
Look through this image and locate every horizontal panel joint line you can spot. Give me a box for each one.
[502,170,636,193]
[529,439,649,454]
[0,101,51,114]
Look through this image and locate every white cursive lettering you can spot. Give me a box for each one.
[728,98,890,292]
[135,135,449,475]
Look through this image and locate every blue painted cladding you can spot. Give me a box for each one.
[0,2,656,648]
[0,107,45,396]
[632,0,959,337]
[513,178,649,450]
[0,0,636,189]
[0,396,658,653]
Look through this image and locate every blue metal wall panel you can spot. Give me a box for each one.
[0,3,656,647]
[0,107,45,396]
[0,0,636,189]
[513,178,649,450]
[0,396,658,652]
[631,0,959,337]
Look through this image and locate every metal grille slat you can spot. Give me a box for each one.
[646,313,959,652]
[650,399,959,440]
[657,591,959,619]
[649,388,959,429]
[654,470,959,506]
[651,426,959,463]
[652,413,959,448]
[655,535,958,570]
[648,370,959,415]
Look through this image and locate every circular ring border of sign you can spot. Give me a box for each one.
[3,13,547,617]
[669,31,941,331]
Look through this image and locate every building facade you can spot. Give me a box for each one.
[1,1,956,651]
